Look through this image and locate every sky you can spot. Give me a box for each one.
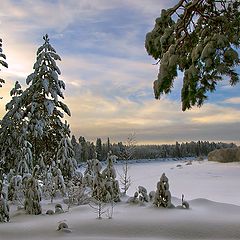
[0,0,240,145]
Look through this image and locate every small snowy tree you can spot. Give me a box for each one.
[119,134,136,195]
[102,151,120,202]
[24,166,42,215]
[65,173,88,209]
[90,171,107,219]
[52,162,66,199]
[154,173,172,208]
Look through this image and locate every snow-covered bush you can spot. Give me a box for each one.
[57,221,71,233]
[138,186,149,203]
[127,186,149,205]
[154,173,172,208]
[127,191,139,204]
[46,209,54,215]
[55,203,64,214]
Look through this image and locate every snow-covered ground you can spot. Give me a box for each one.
[121,159,240,206]
[1,159,240,240]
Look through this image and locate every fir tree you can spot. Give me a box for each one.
[154,173,172,208]
[0,82,30,174]
[20,34,71,166]
[102,151,120,202]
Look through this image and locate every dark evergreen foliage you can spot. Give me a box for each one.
[145,0,240,110]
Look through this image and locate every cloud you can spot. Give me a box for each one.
[223,97,240,104]
[64,84,240,144]
[0,0,239,145]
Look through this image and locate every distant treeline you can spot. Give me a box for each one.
[71,135,236,162]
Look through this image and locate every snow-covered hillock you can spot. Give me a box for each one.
[208,147,240,162]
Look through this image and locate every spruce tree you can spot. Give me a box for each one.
[102,151,120,202]
[20,34,71,166]
[0,82,31,174]
[154,173,172,208]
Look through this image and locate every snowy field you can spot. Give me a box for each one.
[1,159,240,240]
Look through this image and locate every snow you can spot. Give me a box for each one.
[121,159,240,205]
[1,159,240,240]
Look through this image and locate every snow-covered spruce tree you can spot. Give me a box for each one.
[0,82,32,174]
[102,151,120,202]
[154,173,172,208]
[24,165,42,215]
[0,37,8,94]
[0,180,9,222]
[145,1,240,111]
[56,122,77,180]
[90,170,106,219]
[21,34,71,167]
[82,157,101,191]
